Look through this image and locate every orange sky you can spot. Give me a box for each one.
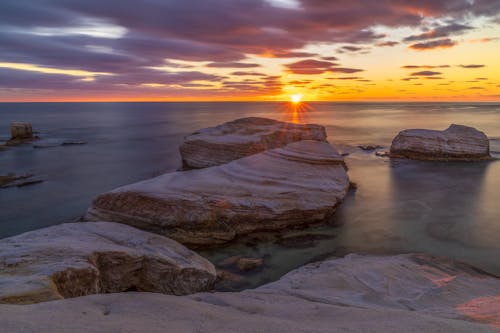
[0,1,499,102]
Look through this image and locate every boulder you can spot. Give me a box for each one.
[390,124,491,161]
[0,222,216,304]
[180,117,327,169]
[1,254,499,332]
[7,122,36,145]
[85,140,349,247]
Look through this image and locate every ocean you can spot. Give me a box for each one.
[1,102,499,289]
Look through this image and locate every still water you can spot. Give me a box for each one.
[1,102,499,289]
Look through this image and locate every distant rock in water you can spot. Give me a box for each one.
[85,140,349,247]
[0,222,216,304]
[180,117,327,169]
[6,122,38,146]
[390,124,491,161]
[0,173,43,188]
[33,139,87,149]
[1,254,500,332]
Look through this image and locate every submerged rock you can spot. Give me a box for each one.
[180,117,327,169]
[236,257,263,271]
[0,222,216,304]
[85,140,349,247]
[6,122,37,146]
[390,124,491,161]
[1,254,499,332]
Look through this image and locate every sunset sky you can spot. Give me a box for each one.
[0,0,499,102]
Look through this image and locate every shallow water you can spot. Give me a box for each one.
[1,102,499,289]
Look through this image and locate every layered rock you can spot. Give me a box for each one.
[390,124,491,161]
[7,122,37,145]
[1,254,499,332]
[0,222,216,304]
[180,117,327,169]
[85,140,349,247]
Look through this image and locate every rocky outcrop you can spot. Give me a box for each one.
[7,122,37,146]
[1,254,499,332]
[390,124,491,161]
[0,173,43,188]
[0,222,216,304]
[180,117,327,169]
[85,140,349,247]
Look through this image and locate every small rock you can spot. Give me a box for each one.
[358,144,383,151]
[7,122,38,146]
[217,256,241,267]
[236,258,263,271]
[216,269,243,282]
[0,173,43,188]
[62,140,87,146]
[349,181,358,189]
[375,151,390,157]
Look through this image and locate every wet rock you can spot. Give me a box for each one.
[236,257,263,271]
[390,124,491,161]
[33,140,87,149]
[0,222,216,304]
[85,140,349,247]
[275,233,335,249]
[216,269,243,282]
[0,173,43,188]
[217,256,241,267]
[375,150,390,157]
[180,117,327,169]
[6,122,38,146]
[358,144,383,151]
[1,254,499,332]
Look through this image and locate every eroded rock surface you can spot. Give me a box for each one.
[1,254,499,332]
[0,222,216,304]
[85,140,349,247]
[390,124,491,161]
[7,122,37,146]
[180,117,327,169]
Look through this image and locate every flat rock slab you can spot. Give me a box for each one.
[1,254,499,332]
[180,117,327,169]
[0,222,216,304]
[85,140,349,247]
[390,124,491,161]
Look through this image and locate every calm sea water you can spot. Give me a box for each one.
[1,102,499,289]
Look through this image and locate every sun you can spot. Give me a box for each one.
[290,93,303,104]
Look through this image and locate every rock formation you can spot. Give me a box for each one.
[0,222,216,304]
[390,124,491,161]
[180,117,327,169]
[7,122,37,145]
[0,254,499,332]
[85,140,349,247]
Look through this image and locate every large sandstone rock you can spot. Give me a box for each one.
[180,117,327,169]
[390,124,491,161]
[85,140,349,247]
[1,254,499,332]
[0,222,216,304]
[7,122,36,145]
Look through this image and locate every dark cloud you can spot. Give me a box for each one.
[459,64,486,68]
[329,76,363,80]
[409,38,457,50]
[376,41,399,47]
[410,71,442,76]
[403,23,473,42]
[231,71,268,76]
[321,56,339,61]
[206,62,261,68]
[286,59,338,74]
[330,67,364,74]
[402,65,450,69]
[267,51,318,58]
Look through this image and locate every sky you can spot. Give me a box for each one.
[0,0,499,102]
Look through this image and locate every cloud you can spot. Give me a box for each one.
[321,56,339,61]
[409,38,457,50]
[402,65,450,69]
[410,71,442,76]
[376,41,399,47]
[329,76,363,80]
[459,64,485,68]
[286,59,337,74]
[330,67,364,74]
[230,71,268,76]
[403,23,473,42]
[266,51,318,58]
[206,62,261,68]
